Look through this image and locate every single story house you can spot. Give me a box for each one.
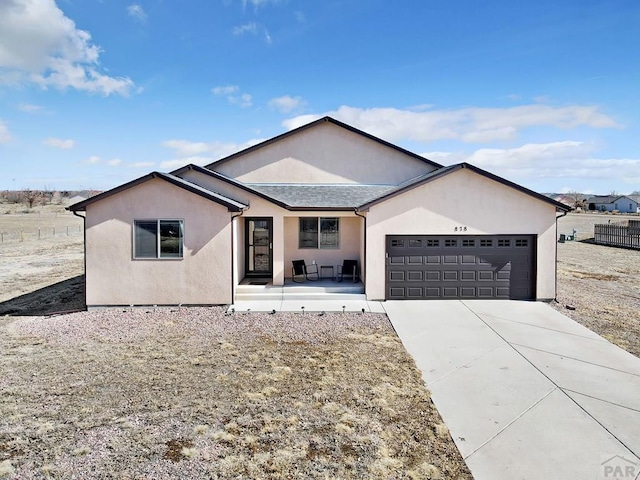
[587,195,640,213]
[69,117,570,307]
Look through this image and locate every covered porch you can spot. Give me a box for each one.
[233,212,366,297]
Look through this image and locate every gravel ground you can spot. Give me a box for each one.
[552,213,640,357]
[0,308,471,479]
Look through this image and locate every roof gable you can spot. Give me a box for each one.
[205,117,441,185]
[67,172,247,212]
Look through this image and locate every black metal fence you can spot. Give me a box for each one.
[594,220,640,249]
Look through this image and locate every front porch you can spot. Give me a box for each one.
[236,213,366,290]
[230,277,384,313]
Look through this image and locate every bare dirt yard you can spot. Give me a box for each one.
[0,203,471,478]
[554,213,640,357]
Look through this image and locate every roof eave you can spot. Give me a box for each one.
[173,164,291,209]
[357,163,572,212]
[66,171,247,213]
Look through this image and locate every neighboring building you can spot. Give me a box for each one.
[68,195,87,206]
[547,193,586,210]
[587,195,640,213]
[69,117,570,307]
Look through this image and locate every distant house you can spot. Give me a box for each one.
[548,194,586,210]
[587,195,639,213]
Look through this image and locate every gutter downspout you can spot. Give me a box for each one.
[230,210,246,306]
[554,210,569,302]
[354,208,367,293]
[72,210,87,309]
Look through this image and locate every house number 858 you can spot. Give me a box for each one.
[454,226,467,232]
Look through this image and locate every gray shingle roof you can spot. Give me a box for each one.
[247,184,398,209]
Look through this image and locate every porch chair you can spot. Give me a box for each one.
[291,260,319,283]
[337,259,359,283]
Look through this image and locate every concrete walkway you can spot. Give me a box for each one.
[383,300,640,480]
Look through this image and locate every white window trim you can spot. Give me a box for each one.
[133,219,184,260]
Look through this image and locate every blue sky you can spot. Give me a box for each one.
[1,0,639,194]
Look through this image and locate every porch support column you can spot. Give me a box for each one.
[272,215,285,286]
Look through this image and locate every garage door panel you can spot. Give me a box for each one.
[386,234,535,300]
[389,270,406,281]
[389,287,405,298]
[461,255,477,264]
[478,270,494,281]
[407,287,423,298]
[407,270,423,281]
[443,287,459,297]
[461,271,476,281]
[478,287,494,297]
[496,270,511,280]
[496,287,510,297]
[443,271,458,281]
[425,287,441,297]
[460,287,477,297]
[389,256,405,265]
[426,271,440,281]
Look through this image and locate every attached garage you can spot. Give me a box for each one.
[386,234,536,300]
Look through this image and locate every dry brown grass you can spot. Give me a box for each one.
[0,309,471,479]
[554,213,640,357]
[0,203,83,307]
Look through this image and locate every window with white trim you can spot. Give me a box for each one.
[134,219,184,259]
[299,217,340,249]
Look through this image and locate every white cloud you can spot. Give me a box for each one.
[423,141,640,188]
[85,155,101,164]
[283,104,621,144]
[0,0,134,96]
[128,161,155,168]
[0,120,12,143]
[107,158,122,167]
[241,0,281,10]
[233,22,258,36]
[160,137,266,169]
[127,4,147,22]
[212,85,239,95]
[211,85,252,107]
[44,137,74,149]
[228,93,252,108]
[18,103,44,113]
[159,156,211,170]
[264,29,272,44]
[268,95,306,113]
[161,140,213,157]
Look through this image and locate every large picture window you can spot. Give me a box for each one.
[299,217,339,249]
[134,219,184,259]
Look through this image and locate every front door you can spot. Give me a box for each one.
[245,218,272,277]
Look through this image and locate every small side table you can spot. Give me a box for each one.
[320,265,334,281]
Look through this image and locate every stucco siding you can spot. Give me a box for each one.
[85,178,233,306]
[212,122,435,185]
[365,169,558,300]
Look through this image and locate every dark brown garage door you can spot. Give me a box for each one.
[386,235,535,300]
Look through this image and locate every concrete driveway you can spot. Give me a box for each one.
[383,300,640,480]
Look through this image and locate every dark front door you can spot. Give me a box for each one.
[245,218,272,277]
